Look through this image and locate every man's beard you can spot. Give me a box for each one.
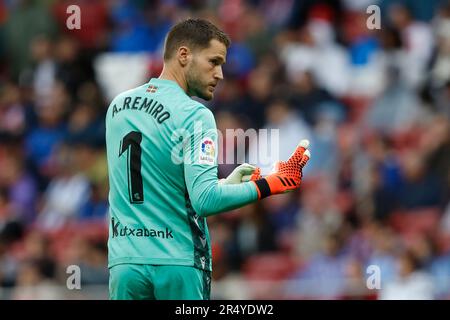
[186,63,212,100]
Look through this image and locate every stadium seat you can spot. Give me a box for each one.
[389,208,441,236]
[242,253,300,281]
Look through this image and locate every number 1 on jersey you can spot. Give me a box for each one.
[119,131,144,203]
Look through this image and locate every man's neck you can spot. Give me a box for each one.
[158,65,187,93]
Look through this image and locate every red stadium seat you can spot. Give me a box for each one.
[389,208,441,236]
[242,252,300,281]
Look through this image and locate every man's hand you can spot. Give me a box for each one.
[219,163,261,185]
[251,139,311,199]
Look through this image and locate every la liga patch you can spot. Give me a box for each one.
[199,137,215,165]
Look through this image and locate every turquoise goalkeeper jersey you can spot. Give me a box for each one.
[105,78,258,271]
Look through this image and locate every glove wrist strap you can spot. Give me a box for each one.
[253,179,271,199]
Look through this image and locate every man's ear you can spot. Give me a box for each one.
[177,46,191,67]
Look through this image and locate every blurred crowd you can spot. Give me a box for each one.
[0,0,449,300]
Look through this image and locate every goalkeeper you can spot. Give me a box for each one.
[106,18,311,300]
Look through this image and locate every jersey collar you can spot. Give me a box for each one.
[149,78,186,94]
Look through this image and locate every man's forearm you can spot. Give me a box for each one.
[190,179,258,217]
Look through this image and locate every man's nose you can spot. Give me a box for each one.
[214,67,223,80]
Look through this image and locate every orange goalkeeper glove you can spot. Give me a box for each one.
[251,139,310,199]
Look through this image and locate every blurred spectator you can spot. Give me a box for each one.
[248,99,312,175]
[363,135,403,221]
[24,82,68,188]
[75,238,109,286]
[4,0,57,79]
[365,224,402,287]
[9,230,59,299]
[395,150,444,210]
[0,143,38,224]
[433,80,450,120]
[441,201,450,237]
[380,250,435,300]
[233,203,277,268]
[109,1,153,53]
[10,258,60,300]
[429,249,450,299]
[285,0,343,30]
[388,3,434,89]
[259,0,296,31]
[288,70,345,126]
[428,5,450,90]
[280,20,351,97]
[241,6,276,60]
[0,235,20,288]
[236,63,274,128]
[342,257,371,299]
[55,36,95,99]
[207,215,235,280]
[285,233,353,299]
[66,102,105,147]
[286,70,344,176]
[0,82,27,137]
[224,41,255,79]
[293,177,342,260]
[215,111,247,178]
[210,81,244,126]
[17,231,56,278]
[365,65,428,136]
[78,182,108,222]
[35,144,91,231]
[262,194,299,251]
[28,35,57,109]
[342,10,385,97]
[420,116,450,189]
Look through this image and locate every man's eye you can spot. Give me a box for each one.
[210,60,219,65]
